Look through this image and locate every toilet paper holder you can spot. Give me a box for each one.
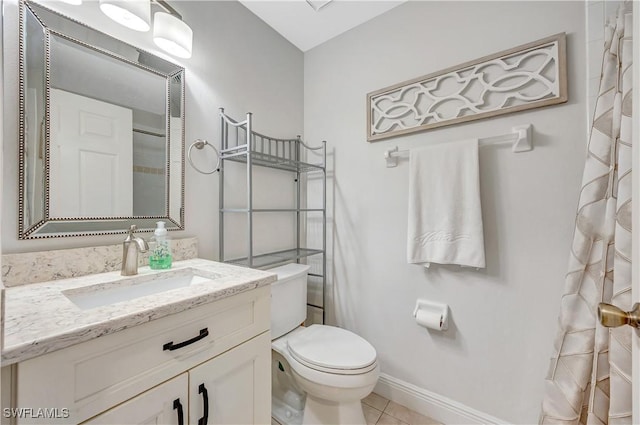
[413,299,449,331]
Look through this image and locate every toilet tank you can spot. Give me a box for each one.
[268,263,310,339]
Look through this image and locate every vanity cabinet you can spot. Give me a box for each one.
[84,333,270,425]
[11,285,271,425]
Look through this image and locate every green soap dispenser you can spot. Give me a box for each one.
[149,221,172,269]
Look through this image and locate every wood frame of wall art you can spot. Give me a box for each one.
[366,33,567,142]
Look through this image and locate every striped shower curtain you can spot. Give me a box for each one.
[540,4,633,425]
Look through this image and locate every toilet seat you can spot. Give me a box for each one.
[286,325,377,375]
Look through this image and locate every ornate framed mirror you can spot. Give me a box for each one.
[19,0,185,239]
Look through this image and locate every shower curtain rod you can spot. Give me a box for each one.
[383,123,533,168]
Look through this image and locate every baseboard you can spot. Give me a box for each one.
[374,373,508,425]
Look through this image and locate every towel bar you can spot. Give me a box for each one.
[384,124,533,168]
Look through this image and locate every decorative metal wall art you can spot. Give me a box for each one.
[367,33,567,142]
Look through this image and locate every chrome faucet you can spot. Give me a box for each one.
[121,225,149,276]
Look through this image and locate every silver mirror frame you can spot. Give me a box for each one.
[18,0,186,239]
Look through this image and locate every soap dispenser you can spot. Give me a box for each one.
[149,221,172,270]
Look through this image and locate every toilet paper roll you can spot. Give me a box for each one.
[415,309,446,331]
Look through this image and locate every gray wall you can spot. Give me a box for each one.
[303,1,586,422]
[1,0,304,259]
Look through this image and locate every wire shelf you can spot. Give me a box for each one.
[225,248,324,269]
[221,150,324,173]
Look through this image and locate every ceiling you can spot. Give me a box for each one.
[238,0,407,52]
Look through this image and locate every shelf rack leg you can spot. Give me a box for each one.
[219,108,226,262]
[322,140,327,324]
[246,112,254,268]
[296,137,301,261]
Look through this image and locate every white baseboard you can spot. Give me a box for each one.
[374,373,508,425]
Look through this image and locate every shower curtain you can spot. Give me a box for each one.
[540,4,633,425]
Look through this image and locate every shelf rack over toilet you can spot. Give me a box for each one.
[218,108,327,322]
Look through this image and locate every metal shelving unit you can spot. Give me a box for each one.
[218,108,327,322]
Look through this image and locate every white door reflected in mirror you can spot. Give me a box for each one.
[49,89,133,218]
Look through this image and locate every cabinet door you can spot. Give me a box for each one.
[189,332,271,425]
[82,374,188,425]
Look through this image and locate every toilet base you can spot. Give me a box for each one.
[302,396,366,425]
[272,395,303,425]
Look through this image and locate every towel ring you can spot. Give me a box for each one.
[188,139,220,174]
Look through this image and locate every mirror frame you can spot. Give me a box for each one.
[18,0,186,239]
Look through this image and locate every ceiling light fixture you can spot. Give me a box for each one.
[152,4,193,59]
[99,0,151,32]
[99,0,193,59]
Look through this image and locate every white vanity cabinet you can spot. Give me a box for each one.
[11,285,271,425]
[84,333,270,425]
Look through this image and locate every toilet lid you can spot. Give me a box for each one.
[286,325,377,373]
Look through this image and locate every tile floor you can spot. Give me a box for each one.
[362,393,442,425]
[271,392,441,425]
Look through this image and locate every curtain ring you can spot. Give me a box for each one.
[188,139,220,174]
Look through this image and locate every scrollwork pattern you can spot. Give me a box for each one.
[368,35,566,141]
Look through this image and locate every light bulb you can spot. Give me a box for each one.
[99,0,151,32]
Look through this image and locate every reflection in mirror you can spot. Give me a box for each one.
[19,0,185,239]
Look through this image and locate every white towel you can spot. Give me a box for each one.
[407,139,486,268]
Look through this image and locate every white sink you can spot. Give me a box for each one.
[63,268,222,310]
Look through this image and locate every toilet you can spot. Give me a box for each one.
[269,263,379,425]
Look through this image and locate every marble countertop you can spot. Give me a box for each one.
[2,258,276,365]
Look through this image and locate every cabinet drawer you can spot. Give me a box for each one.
[17,285,269,424]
